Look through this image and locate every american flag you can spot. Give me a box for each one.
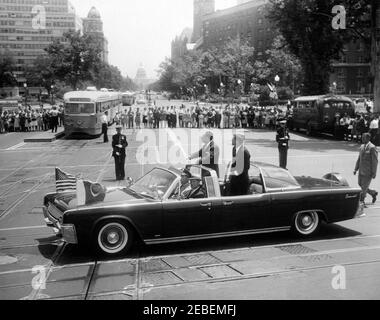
[55,168,77,193]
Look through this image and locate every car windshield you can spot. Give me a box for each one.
[129,168,177,200]
[260,166,300,189]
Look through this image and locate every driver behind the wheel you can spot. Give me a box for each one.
[173,169,192,199]
[187,177,206,199]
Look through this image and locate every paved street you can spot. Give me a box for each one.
[0,115,380,300]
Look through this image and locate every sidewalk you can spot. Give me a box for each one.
[23,127,65,143]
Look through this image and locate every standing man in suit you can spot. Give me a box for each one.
[227,133,251,196]
[101,111,109,143]
[189,131,220,177]
[276,119,290,169]
[354,133,378,206]
[112,125,128,181]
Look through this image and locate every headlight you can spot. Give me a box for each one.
[61,224,78,244]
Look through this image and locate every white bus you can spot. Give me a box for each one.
[64,91,122,137]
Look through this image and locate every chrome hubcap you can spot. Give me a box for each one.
[98,223,128,254]
[302,215,312,227]
[107,232,120,245]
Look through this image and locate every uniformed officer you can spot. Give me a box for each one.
[276,119,290,169]
[112,125,128,181]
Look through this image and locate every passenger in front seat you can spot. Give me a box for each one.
[187,177,206,199]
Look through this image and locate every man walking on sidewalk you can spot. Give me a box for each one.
[354,133,379,207]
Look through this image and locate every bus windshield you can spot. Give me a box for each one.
[65,103,95,114]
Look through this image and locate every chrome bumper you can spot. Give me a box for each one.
[43,205,62,235]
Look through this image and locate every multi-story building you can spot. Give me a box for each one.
[0,0,82,91]
[82,6,108,63]
[201,0,274,60]
[171,27,192,61]
[192,0,215,43]
[330,40,372,97]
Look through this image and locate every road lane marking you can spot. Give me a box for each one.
[96,151,113,183]
[5,143,26,151]
[20,242,66,300]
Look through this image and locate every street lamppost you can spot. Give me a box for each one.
[274,75,280,108]
[23,83,28,108]
[51,85,54,106]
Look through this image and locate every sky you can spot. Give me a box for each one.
[69,0,238,80]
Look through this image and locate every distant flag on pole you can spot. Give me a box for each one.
[76,180,107,206]
[267,83,275,92]
[55,168,77,193]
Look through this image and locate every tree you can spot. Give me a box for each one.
[93,63,123,90]
[0,54,17,87]
[268,0,349,94]
[265,35,303,94]
[156,58,180,92]
[45,31,103,90]
[24,56,55,94]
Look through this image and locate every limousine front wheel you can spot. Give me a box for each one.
[94,221,134,256]
[293,211,320,236]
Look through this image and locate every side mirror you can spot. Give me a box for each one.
[126,177,134,188]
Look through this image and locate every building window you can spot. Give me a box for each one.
[337,81,346,93]
[358,56,364,63]
[357,81,363,93]
[357,69,363,78]
[337,69,345,78]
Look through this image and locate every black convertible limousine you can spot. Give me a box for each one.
[43,162,363,256]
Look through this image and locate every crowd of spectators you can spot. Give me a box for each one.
[114,104,288,131]
[332,112,380,145]
[0,105,64,134]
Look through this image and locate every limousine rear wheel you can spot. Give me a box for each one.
[293,211,320,236]
[94,221,134,256]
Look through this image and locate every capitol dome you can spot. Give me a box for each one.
[87,6,101,19]
[135,64,147,80]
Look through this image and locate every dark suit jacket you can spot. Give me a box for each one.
[190,141,220,176]
[231,146,251,177]
[355,142,378,178]
[112,134,128,157]
[187,186,206,199]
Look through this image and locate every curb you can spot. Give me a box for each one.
[24,131,65,143]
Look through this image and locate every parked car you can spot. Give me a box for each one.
[43,163,363,257]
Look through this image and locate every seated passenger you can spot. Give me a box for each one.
[187,177,206,199]
[171,169,192,199]
[249,183,263,194]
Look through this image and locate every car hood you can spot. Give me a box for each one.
[294,176,347,189]
[48,187,151,211]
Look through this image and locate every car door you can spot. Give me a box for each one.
[215,193,272,233]
[162,197,221,238]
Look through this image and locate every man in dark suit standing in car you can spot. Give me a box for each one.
[227,133,251,196]
[189,131,220,177]
[354,132,378,207]
[112,125,128,181]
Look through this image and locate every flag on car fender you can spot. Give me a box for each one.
[76,180,107,206]
[55,168,77,193]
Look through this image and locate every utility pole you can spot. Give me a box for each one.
[372,0,380,113]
